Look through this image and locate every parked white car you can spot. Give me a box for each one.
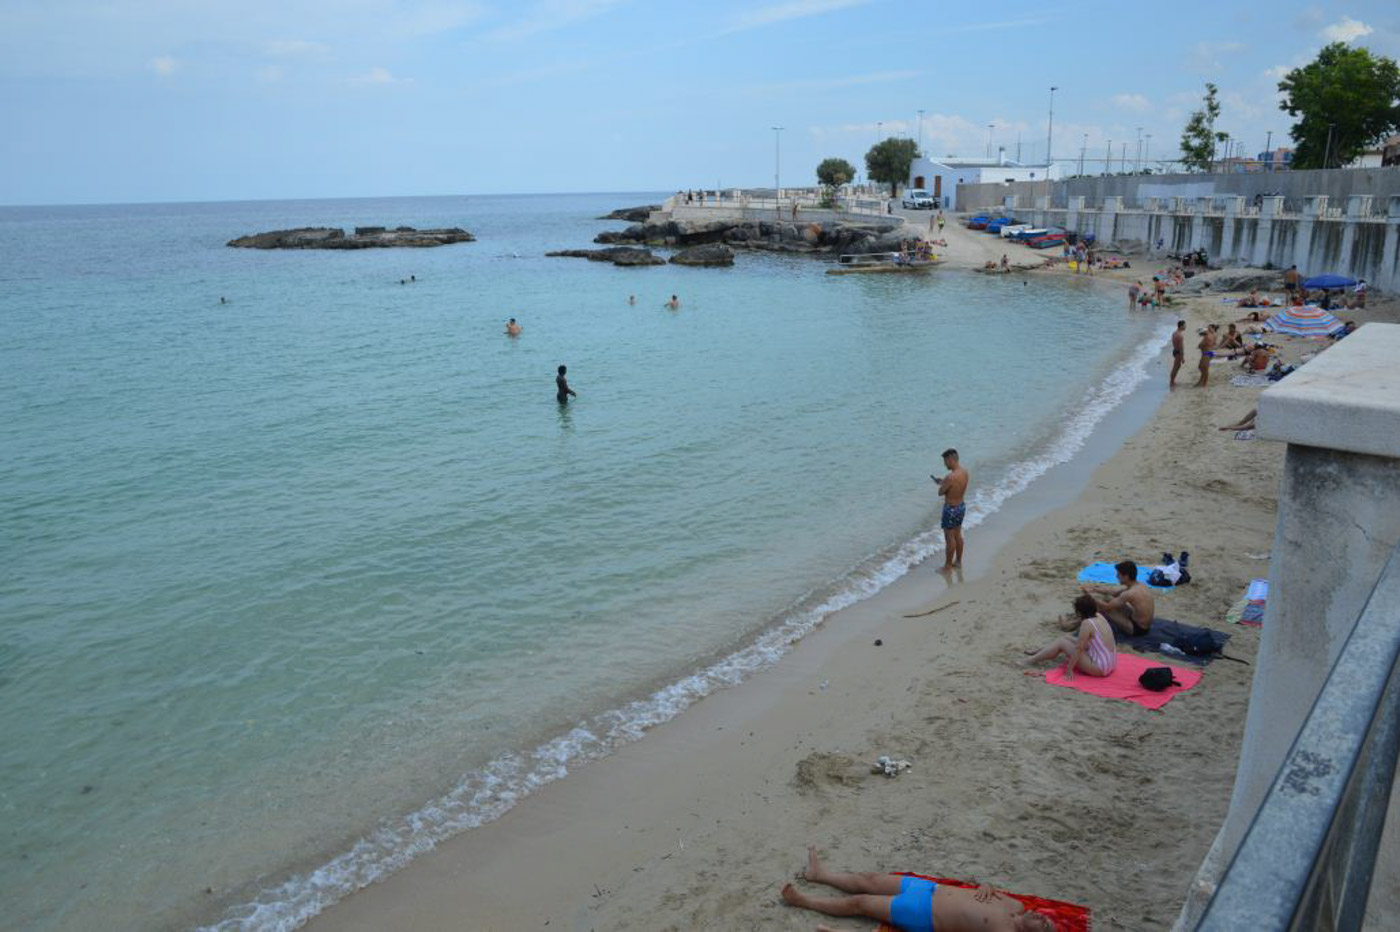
[901,189,936,210]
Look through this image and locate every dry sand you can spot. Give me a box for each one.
[307,221,1398,932]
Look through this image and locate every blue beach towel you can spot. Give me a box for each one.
[1077,562,1175,590]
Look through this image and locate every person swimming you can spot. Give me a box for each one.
[505,318,522,337]
[666,294,680,309]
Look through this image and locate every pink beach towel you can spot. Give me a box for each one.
[1045,653,1200,710]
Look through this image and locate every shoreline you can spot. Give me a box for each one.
[209,260,1165,930]
[292,230,1229,931]
[250,221,1392,932]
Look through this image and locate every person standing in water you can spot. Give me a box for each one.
[666,294,681,309]
[931,449,969,570]
[556,365,577,405]
[505,318,522,337]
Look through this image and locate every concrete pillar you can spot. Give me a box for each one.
[1035,196,1049,210]
[1065,196,1084,237]
[1224,324,1400,864]
[1338,195,1373,277]
[1190,199,1206,252]
[1295,195,1327,272]
[1003,195,1017,211]
[1146,196,1161,212]
[1175,326,1400,929]
[1252,196,1283,267]
[1382,197,1400,293]
[1221,196,1244,264]
[1098,196,1121,245]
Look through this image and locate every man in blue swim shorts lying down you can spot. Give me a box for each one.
[781,846,1053,932]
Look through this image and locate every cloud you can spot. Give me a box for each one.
[487,0,627,41]
[256,65,284,82]
[1189,40,1246,72]
[746,69,921,94]
[1320,16,1372,43]
[726,0,872,34]
[1262,64,1290,81]
[940,16,1051,34]
[148,55,179,76]
[397,0,489,37]
[1112,93,1150,112]
[263,38,331,59]
[348,65,407,85]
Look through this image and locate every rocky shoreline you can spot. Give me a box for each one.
[594,216,905,256]
[596,204,660,222]
[227,226,475,250]
[545,244,736,267]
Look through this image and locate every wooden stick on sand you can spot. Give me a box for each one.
[903,600,960,619]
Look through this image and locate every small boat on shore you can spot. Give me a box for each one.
[826,251,941,275]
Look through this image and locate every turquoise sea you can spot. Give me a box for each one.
[0,193,1166,930]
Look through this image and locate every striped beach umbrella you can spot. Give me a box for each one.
[1265,304,1345,337]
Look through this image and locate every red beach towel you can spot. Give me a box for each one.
[878,874,1091,932]
[1044,652,1200,710]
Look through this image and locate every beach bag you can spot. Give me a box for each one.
[1173,630,1219,657]
[1139,667,1181,691]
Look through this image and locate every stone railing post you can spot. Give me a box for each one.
[1190,198,1208,251]
[1295,195,1328,271]
[1220,196,1244,264]
[1338,194,1373,279]
[1098,196,1121,246]
[1382,196,1400,293]
[1175,324,1400,929]
[1252,196,1284,267]
[1065,195,1085,237]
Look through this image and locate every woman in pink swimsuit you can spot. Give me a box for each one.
[1024,595,1117,678]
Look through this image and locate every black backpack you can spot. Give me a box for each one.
[1139,667,1181,691]
[1173,630,1219,656]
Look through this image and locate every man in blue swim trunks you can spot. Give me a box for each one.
[781,846,1053,932]
[931,448,969,570]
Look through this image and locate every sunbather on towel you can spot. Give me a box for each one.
[781,846,1053,932]
[1081,560,1155,636]
[1026,595,1116,678]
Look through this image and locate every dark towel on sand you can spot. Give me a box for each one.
[1122,618,1231,665]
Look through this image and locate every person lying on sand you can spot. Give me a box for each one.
[1237,310,1267,323]
[1081,560,1155,636]
[1220,408,1257,432]
[1029,595,1117,679]
[1236,290,1263,308]
[782,846,1054,932]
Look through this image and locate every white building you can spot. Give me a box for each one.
[907,151,1061,210]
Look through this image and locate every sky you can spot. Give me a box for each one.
[2,0,1398,205]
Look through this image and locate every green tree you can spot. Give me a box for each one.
[864,138,920,197]
[815,157,857,207]
[1179,82,1228,172]
[815,157,857,187]
[1278,42,1400,169]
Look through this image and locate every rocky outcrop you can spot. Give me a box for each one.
[597,204,661,222]
[594,217,903,255]
[1175,268,1283,294]
[228,226,475,249]
[669,244,735,267]
[546,247,665,266]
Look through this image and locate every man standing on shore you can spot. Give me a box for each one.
[1128,281,1141,310]
[556,365,577,405]
[1170,320,1186,388]
[931,449,969,570]
[1284,264,1301,300]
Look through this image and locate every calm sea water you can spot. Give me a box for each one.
[0,194,1164,930]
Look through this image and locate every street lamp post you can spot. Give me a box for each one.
[917,109,924,152]
[1045,86,1057,209]
[1078,133,1087,175]
[771,126,783,209]
[1323,123,1336,168]
[1134,126,1143,173]
[986,123,995,158]
[1264,130,1273,171]
[1145,133,1152,172]
[1105,139,1111,176]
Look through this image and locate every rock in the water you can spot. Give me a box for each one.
[228,227,475,249]
[546,247,665,266]
[590,217,901,255]
[669,244,735,267]
[597,204,661,222]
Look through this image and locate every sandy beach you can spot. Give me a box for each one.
[307,218,1397,932]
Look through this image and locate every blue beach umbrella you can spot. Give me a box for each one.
[1302,274,1357,290]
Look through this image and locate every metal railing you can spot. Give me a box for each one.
[1197,541,1400,931]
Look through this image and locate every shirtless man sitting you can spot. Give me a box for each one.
[1080,560,1155,636]
[781,846,1053,932]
